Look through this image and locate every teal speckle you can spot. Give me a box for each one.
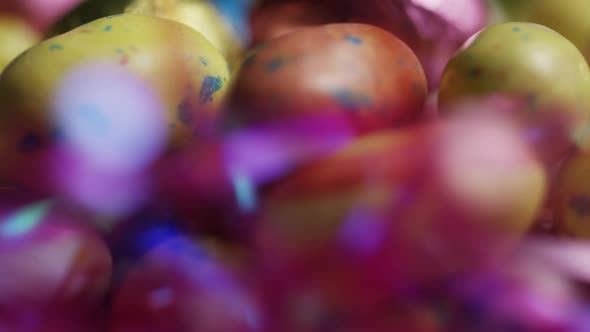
[231,171,257,213]
[521,33,530,41]
[49,44,63,51]
[332,89,372,111]
[512,26,521,32]
[115,48,124,54]
[106,14,123,19]
[199,56,209,66]
[199,75,223,104]
[344,34,363,45]
[265,57,284,73]
[1,200,52,237]
[103,25,113,32]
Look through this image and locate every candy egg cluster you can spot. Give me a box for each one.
[2,1,590,331]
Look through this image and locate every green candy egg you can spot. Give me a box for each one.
[0,14,230,189]
[498,0,590,63]
[439,22,590,148]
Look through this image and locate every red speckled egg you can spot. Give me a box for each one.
[229,23,427,134]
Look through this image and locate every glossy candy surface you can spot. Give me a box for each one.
[344,0,489,88]
[50,0,245,65]
[229,23,427,134]
[0,14,229,197]
[498,0,590,64]
[439,22,590,149]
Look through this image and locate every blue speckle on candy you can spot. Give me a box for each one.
[264,58,284,72]
[103,25,113,32]
[332,89,372,111]
[49,44,63,51]
[199,76,223,104]
[344,34,363,45]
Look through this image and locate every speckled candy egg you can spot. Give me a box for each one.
[48,0,245,67]
[0,14,229,190]
[228,23,427,134]
[342,0,489,89]
[438,22,590,149]
[498,0,590,64]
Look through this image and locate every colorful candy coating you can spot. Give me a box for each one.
[439,22,590,149]
[498,0,590,64]
[229,23,427,134]
[128,0,245,64]
[428,111,547,236]
[0,14,229,194]
[341,0,489,88]
[49,0,245,64]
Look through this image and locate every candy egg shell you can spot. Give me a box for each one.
[0,14,229,193]
[498,0,590,64]
[341,0,489,88]
[49,0,245,65]
[127,0,246,65]
[1,13,229,147]
[438,22,590,149]
[0,14,39,73]
[427,112,547,236]
[229,23,427,134]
